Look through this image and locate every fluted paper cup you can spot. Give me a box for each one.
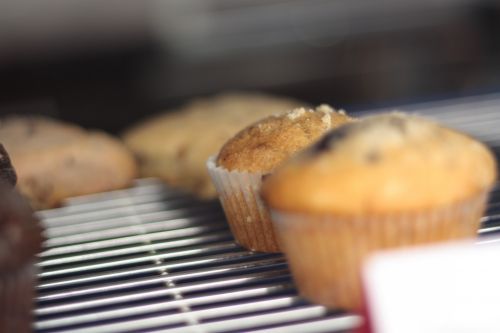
[271,192,488,310]
[207,156,280,252]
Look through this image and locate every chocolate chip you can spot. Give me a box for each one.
[261,173,271,182]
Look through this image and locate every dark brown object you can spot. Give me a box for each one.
[0,143,17,187]
[0,181,44,332]
[0,184,43,272]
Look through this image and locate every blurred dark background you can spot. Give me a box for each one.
[1,0,500,133]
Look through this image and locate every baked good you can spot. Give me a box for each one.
[0,116,137,209]
[0,184,43,333]
[262,112,497,310]
[123,92,305,199]
[0,143,17,187]
[0,150,43,332]
[207,105,353,252]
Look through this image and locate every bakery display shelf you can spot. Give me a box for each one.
[33,178,500,333]
[34,94,500,333]
[34,178,359,333]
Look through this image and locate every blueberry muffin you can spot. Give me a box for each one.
[262,112,497,309]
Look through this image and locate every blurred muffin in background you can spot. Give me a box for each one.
[262,112,497,310]
[0,116,137,209]
[207,105,353,252]
[123,92,305,199]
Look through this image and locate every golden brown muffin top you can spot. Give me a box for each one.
[216,105,353,173]
[262,112,497,215]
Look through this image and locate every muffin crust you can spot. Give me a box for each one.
[217,105,352,173]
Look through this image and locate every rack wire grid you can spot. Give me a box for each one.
[35,93,500,333]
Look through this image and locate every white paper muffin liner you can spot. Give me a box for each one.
[0,263,37,333]
[206,156,280,252]
[271,192,489,310]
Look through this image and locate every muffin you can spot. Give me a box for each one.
[207,105,353,252]
[0,147,43,333]
[0,116,137,209]
[123,92,305,199]
[262,112,497,310]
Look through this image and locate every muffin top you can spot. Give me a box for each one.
[217,105,352,173]
[262,112,497,215]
